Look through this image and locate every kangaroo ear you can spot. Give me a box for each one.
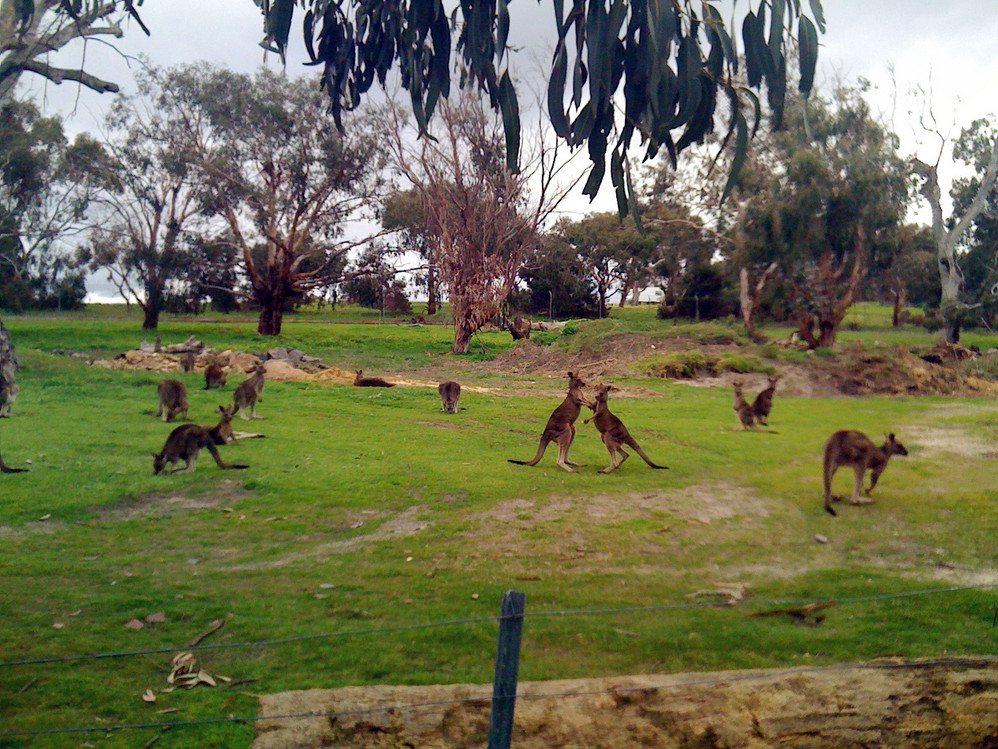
[567,371,575,378]
[888,432,895,441]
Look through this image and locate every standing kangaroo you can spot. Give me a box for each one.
[822,430,909,516]
[584,383,668,473]
[751,374,780,426]
[180,351,196,373]
[233,362,266,420]
[732,381,755,430]
[153,405,248,474]
[354,370,395,387]
[155,379,189,422]
[0,441,26,473]
[438,381,461,413]
[508,372,593,473]
[203,363,226,390]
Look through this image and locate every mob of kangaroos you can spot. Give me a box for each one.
[233,362,266,420]
[153,404,248,474]
[822,430,909,516]
[508,372,592,473]
[585,383,668,473]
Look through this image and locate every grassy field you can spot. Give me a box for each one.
[1,305,997,747]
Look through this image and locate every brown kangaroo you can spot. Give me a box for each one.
[584,383,668,473]
[233,362,266,420]
[208,404,237,445]
[0,441,26,473]
[732,381,755,430]
[153,406,248,475]
[180,351,196,373]
[155,379,189,422]
[354,370,395,387]
[438,381,461,413]
[751,374,780,426]
[203,363,227,390]
[508,372,593,473]
[822,430,909,516]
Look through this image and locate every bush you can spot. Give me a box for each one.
[636,350,711,378]
[716,352,772,374]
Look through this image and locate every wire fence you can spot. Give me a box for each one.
[2,580,998,740]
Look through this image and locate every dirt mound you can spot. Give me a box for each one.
[821,346,998,397]
[254,658,998,748]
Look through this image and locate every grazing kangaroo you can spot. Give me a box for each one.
[155,379,189,422]
[354,370,395,387]
[153,406,248,475]
[508,371,593,473]
[233,362,266,420]
[822,430,909,516]
[732,381,755,430]
[438,381,461,414]
[180,351,196,373]
[751,374,781,426]
[0,441,26,473]
[203,363,226,390]
[584,383,668,473]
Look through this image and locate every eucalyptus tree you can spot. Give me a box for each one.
[912,117,998,341]
[259,0,825,213]
[77,65,211,329]
[0,98,96,310]
[381,189,441,314]
[384,89,580,353]
[174,65,389,335]
[0,0,149,103]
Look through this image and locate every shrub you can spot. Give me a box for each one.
[637,350,712,378]
[716,352,772,374]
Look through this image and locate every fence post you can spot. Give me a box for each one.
[486,589,525,749]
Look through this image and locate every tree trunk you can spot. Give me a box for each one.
[426,265,438,316]
[142,306,160,330]
[739,262,779,334]
[0,318,19,417]
[258,298,285,336]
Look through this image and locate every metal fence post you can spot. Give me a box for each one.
[486,589,525,749]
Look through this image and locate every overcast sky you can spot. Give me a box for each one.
[15,0,998,300]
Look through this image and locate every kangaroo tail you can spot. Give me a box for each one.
[508,438,548,467]
[822,447,836,516]
[629,441,669,470]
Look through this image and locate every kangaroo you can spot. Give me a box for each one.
[751,373,781,426]
[153,406,248,475]
[203,363,227,390]
[0,442,26,473]
[233,362,266,420]
[732,381,755,430]
[208,404,237,445]
[155,379,189,422]
[180,351,196,373]
[508,371,593,473]
[354,370,395,387]
[438,381,461,414]
[584,383,668,473]
[822,430,909,516]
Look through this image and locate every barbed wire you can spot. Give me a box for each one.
[3,655,998,739]
[3,580,996,668]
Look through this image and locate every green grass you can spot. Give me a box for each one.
[0,306,997,747]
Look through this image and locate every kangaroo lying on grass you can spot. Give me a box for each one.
[153,405,248,474]
[822,430,909,516]
[584,383,668,473]
[0,441,26,473]
[508,372,593,473]
[751,373,780,426]
[203,363,226,390]
[354,370,395,387]
[233,362,266,420]
[155,379,189,422]
[438,381,461,413]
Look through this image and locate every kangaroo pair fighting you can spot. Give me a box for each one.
[508,373,666,473]
[732,374,780,430]
[153,404,248,474]
[822,430,908,516]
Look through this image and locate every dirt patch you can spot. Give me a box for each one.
[254,658,998,748]
[470,483,772,531]
[905,424,997,459]
[91,480,249,520]
[219,506,432,571]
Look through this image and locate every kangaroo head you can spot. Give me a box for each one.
[733,381,744,395]
[885,433,909,457]
[152,451,167,475]
[567,371,587,389]
[218,404,236,422]
[768,374,781,387]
